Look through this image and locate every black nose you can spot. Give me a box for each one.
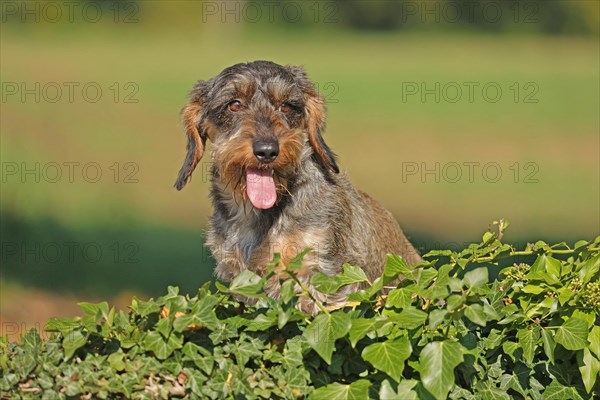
[253,139,279,163]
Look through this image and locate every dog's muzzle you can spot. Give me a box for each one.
[253,139,279,163]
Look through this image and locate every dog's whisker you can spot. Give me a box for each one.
[241,192,249,217]
[233,178,241,192]
[276,183,294,203]
[224,176,234,191]
[232,182,242,207]
[281,184,293,198]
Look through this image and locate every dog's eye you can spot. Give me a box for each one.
[279,103,292,114]
[228,100,242,112]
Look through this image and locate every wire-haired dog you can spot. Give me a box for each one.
[175,61,421,313]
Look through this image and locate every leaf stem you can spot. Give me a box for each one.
[472,247,600,263]
[285,269,330,316]
[443,323,451,339]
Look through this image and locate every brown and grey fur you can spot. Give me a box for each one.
[175,61,421,313]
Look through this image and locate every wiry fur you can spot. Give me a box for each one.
[175,61,421,313]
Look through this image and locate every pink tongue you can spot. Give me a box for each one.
[246,167,276,209]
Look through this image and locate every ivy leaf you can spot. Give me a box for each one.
[499,373,527,398]
[482,329,503,350]
[528,255,560,284]
[46,317,81,335]
[588,326,600,358]
[578,254,600,283]
[172,295,219,332]
[475,380,511,399]
[379,379,417,400]
[419,341,464,400]
[107,352,126,371]
[386,288,413,309]
[533,240,550,251]
[416,268,438,289]
[482,231,495,244]
[554,317,588,350]
[276,304,293,329]
[541,329,556,364]
[308,379,371,400]
[578,348,600,393]
[544,255,562,278]
[482,299,500,320]
[541,380,584,400]
[232,335,264,366]
[159,285,181,301]
[245,313,277,331]
[389,307,427,330]
[303,311,351,365]
[362,336,411,382]
[337,263,369,285]
[348,317,382,348]
[182,342,214,375]
[502,341,519,362]
[78,301,109,319]
[130,297,161,316]
[155,316,172,338]
[311,264,369,294]
[225,270,267,299]
[424,249,455,257]
[428,309,448,331]
[446,294,464,311]
[464,267,488,289]
[143,331,183,360]
[62,330,88,360]
[522,285,545,294]
[280,279,296,304]
[572,309,595,328]
[464,304,487,326]
[184,367,208,396]
[384,254,414,282]
[310,273,340,294]
[517,326,540,366]
[288,248,312,271]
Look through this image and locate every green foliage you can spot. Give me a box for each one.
[2,222,599,399]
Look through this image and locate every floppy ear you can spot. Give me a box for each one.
[175,81,209,190]
[287,65,339,174]
[304,92,339,173]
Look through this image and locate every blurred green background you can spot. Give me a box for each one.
[1,1,598,334]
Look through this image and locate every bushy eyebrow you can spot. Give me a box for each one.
[261,77,304,106]
[208,70,306,111]
[209,77,258,107]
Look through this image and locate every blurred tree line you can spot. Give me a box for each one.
[2,0,597,36]
[332,0,598,35]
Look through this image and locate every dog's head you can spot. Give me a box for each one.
[174,61,339,209]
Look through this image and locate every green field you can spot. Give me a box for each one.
[1,9,599,299]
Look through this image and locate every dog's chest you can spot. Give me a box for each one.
[227,209,287,264]
[210,203,321,270]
